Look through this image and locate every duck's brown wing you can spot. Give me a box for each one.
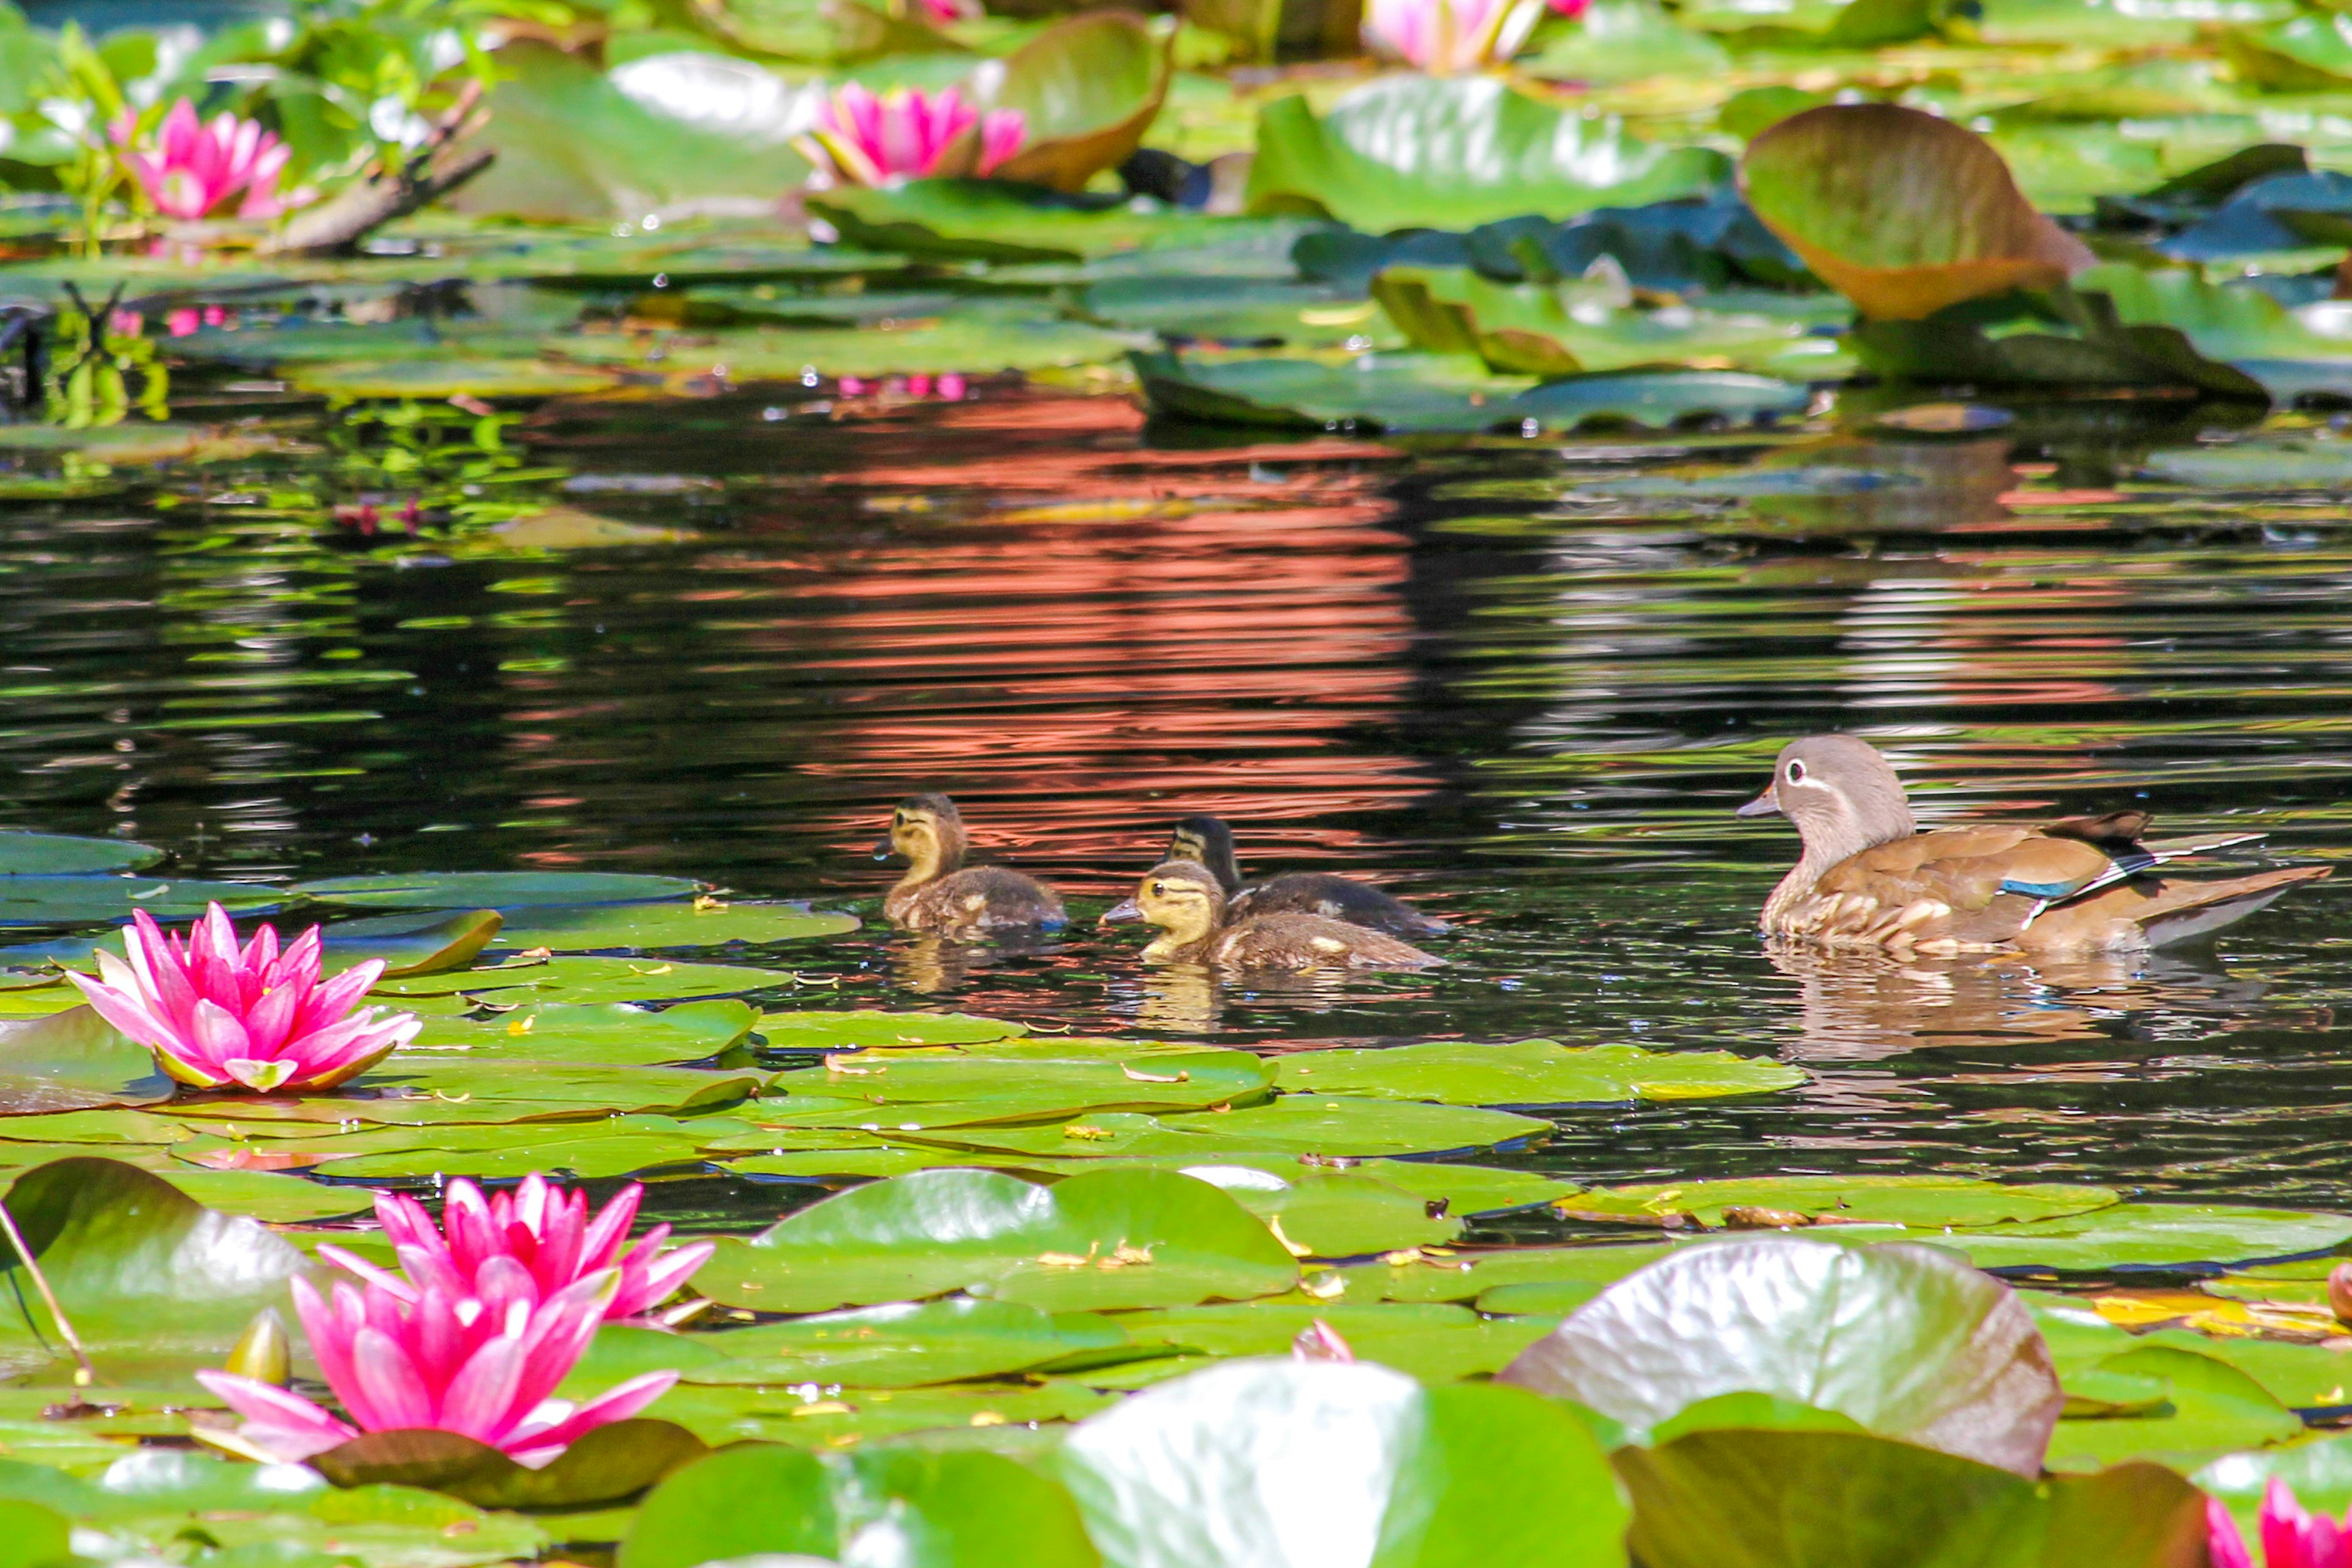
[1232,873,1450,938]
[2015,864,2330,952]
[1215,913,1443,971]
[906,867,1066,934]
[1793,827,2114,948]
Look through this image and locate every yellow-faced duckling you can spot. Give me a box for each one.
[874,794,1066,938]
[1165,815,1449,940]
[1741,734,2330,954]
[1101,859,1442,971]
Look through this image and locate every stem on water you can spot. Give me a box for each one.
[0,1198,93,1390]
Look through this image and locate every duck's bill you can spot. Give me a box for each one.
[872,838,899,862]
[1735,787,1782,818]
[1099,897,1143,924]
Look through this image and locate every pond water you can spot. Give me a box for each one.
[7,385,2352,1219]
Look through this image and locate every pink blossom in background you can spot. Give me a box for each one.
[812,83,1026,185]
[107,311,143,337]
[198,1268,677,1467]
[110,100,293,221]
[67,903,419,1093]
[913,0,982,22]
[2208,1482,2352,1568]
[167,306,228,336]
[318,1174,713,1322]
[1361,0,1550,70]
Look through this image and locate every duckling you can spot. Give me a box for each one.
[1165,815,1449,940]
[1741,734,2331,954]
[873,794,1065,938]
[1100,859,1442,971]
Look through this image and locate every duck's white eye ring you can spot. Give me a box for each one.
[1785,760,1807,784]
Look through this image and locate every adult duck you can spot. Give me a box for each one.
[1739,734,2328,954]
[874,794,1065,938]
[1101,859,1442,971]
[1164,815,1449,940]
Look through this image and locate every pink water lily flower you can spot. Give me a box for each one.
[67,903,418,1093]
[109,100,293,222]
[2210,1481,2352,1568]
[199,1266,676,1468]
[319,1174,714,1322]
[1362,0,1582,71]
[810,83,1026,186]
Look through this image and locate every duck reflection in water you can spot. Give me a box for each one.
[888,930,1066,995]
[1763,940,2299,1064]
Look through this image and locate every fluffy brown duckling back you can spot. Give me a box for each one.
[875,794,1066,938]
[1740,734,2329,954]
[1100,859,1442,971]
[1165,815,1449,940]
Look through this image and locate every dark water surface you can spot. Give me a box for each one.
[9,385,2352,1216]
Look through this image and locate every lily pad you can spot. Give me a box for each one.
[1937,1202,2352,1273]
[490,902,857,951]
[1272,1039,1805,1107]
[292,872,704,910]
[1055,1359,1630,1568]
[684,1297,1131,1387]
[0,878,284,929]
[620,1441,1098,1568]
[1230,1171,1463,1257]
[0,1156,308,1353]
[2041,1343,2303,1473]
[309,1420,707,1509]
[1500,1237,2064,1474]
[1247,74,1727,233]
[695,1166,1297,1312]
[761,1049,1275,1125]
[0,835,162,876]
[1741,103,2094,319]
[1569,1175,2122,1230]
[1616,1428,2209,1568]
[756,1010,1027,1049]
[374,956,791,1009]
[0,1008,175,1115]
[971,12,1174,193]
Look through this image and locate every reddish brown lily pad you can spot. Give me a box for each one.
[308,1419,708,1508]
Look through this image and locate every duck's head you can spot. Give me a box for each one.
[1100,859,1226,943]
[1165,815,1243,892]
[1736,735,1917,861]
[875,793,967,871]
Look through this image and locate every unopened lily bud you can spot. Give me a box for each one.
[1291,1319,1354,1363]
[225,1306,291,1387]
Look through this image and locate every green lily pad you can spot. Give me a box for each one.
[0,1157,307,1354]
[760,1049,1275,1126]
[156,1168,371,1223]
[1501,1237,2064,1474]
[490,902,858,951]
[810,181,1265,265]
[639,1378,1116,1449]
[407,999,761,1067]
[292,872,704,910]
[620,1441,1098,1568]
[1359,1242,1679,1305]
[1939,1203,2352,1273]
[1247,74,1726,233]
[374,956,792,1009]
[684,1297,1131,1387]
[1056,1359,1630,1568]
[0,1007,175,1116]
[0,835,163,876]
[695,1166,1297,1313]
[0,878,284,930]
[1273,1039,1805,1107]
[1110,1300,1553,1383]
[2041,1344,2303,1473]
[1570,1175,2122,1230]
[1616,1428,2208,1568]
[191,1060,766,1125]
[756,1010,1028,1049]
[975,11,1175,194]
[1227,1170,1461,1257]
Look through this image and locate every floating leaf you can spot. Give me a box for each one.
[489,902,856,951]
[1569,1175,2120,1229]
[1740,104,2094,319]
[0,835,162,876]
[2042,1343,2302,1473]
[1057,1359,1630,1568]
[0,1007,173,1115]
[0,878,283,930]
[695,1166,1297,1312]
[292,872,704,910]
[1273,1039,1804,1107]
[1500,1237,2063,1474]
[620,1441,1098,1568]
[1616,1429,2207,1568]
[1937,1202,2352,1273]
[756,1010,1027,1049]
[683,1297,1131,1387]
[968,12,1174,193]
[309,1420,707,1509]
[1248,75,1727,233]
